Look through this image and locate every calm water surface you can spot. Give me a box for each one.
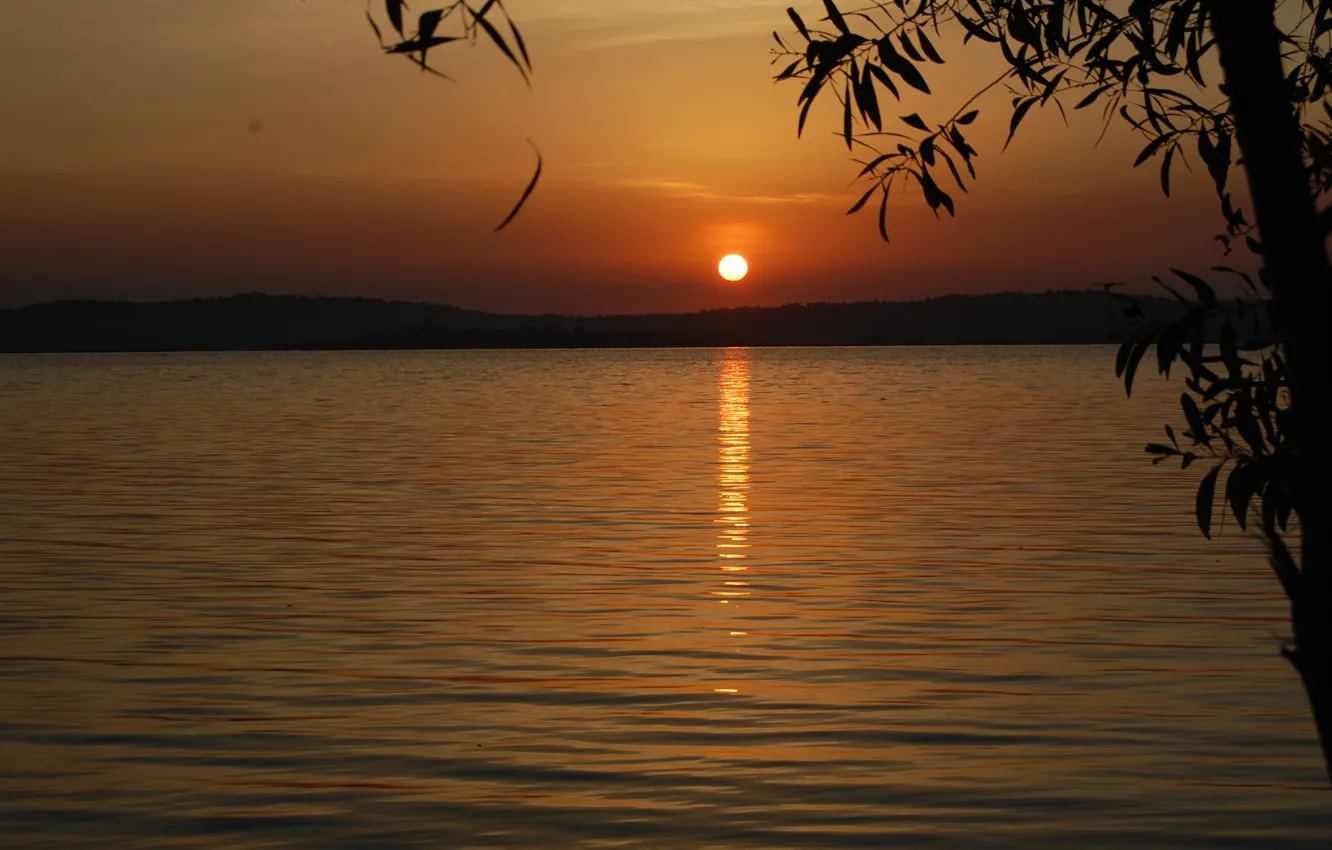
[0,347,1326,848]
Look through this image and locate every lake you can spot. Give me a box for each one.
[0,347,1326,848]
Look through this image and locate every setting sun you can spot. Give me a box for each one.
[718,254,749,282]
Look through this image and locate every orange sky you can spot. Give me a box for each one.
[0,1,1247,313]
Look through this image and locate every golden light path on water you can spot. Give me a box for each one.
[715,348,752,693]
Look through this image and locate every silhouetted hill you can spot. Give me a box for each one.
[0,291,1186,353]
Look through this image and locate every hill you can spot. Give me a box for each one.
[0,290,1183,353]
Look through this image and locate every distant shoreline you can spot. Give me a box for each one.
[0,340,1131,355]
[0,290,1191,354]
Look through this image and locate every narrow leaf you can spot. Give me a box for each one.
[900,113,929,131]
[472,10,529,84]
[877,40,930,93]
[878,190,889,241]
[917,30,944,62]
[1123,337,1150,396]
[1133,134,1169,167]
[867,64,900,99]
[843,83,854,150]
[1196,463,1221,539]
[1004,97,1036,150]
[1171,268,1217,305]
[419,9,444,40]
[386,0,405,36]
[797,95,815,137]
[824,0,850,34]
[847,183,877,214]
[495,141,542,232]
[788,7,810,40]
[898,32,924,62]
[505,15,532,70]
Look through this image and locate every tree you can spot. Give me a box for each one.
[366,0,541,229]
[774,0,1331,782]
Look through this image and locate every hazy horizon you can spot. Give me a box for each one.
[2,283,1152,317]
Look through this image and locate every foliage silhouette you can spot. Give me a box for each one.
[776,0,1331,782]
[366,0,539,229]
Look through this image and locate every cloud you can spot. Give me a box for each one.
[614,177,832,205]
[527,0,784,49]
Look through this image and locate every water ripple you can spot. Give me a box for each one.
[0,347,1326,848]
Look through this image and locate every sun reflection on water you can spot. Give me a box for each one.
[715,348,752,663]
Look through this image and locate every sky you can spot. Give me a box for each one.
[0,0,1248,314]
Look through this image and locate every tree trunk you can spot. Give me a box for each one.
[1209,0,1332,785]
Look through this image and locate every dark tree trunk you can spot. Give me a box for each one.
[1209,0,1332,785]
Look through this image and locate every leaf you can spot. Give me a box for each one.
[387,35,462,54]
[956,13,1000,43]
[1209,130,1231,191]
[1171,268,1217,306]
[878,189,890,241]
[797,95,815,137]
[857,64,882,130]
[505,12,532,70]
[920,135,935,165]
[1133,134,1169,167]
[917,29,944,63]
[1160,144,1174,196]
[419,9,445,40]
[1181,392,1207,445]
[495,140,542,231]
[471,8,529,84]
[843,83,854,150]
[1073,84,1111,109]
[1122,337,1151,396]
[386,0,405,36]
[847,183,877,214]
[867,64,900,99]
[898,32,925,62]
[799,65,829,107]
[938,149,966,190]
[877,40,930,93]
[957,109,979,124]
[900,113,929,131]
[1219,322,1243,379]
[1234,396,1266,455]
[823,0,850,34]
[1039,69,1067,104]
[856,151,894,177]
[1113,333,1134,378]
[1196,463,1221,539]
[1004,97,1036,150]
[1225,462,1260,530]
[788,7,810,40]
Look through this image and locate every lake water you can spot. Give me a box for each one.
[0,347,1326,848]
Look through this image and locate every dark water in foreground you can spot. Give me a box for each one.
[0,347,1326,848]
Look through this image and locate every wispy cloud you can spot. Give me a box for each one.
[614,177,832,205]
[527,0,786,49]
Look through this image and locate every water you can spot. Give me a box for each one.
[0,347,1326,848]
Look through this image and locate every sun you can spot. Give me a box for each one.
[718,254,749,282]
